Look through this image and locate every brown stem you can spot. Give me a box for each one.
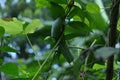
[106,0,120,80]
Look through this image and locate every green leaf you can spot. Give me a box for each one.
[86,3,100,14]
[35,0,66,8]
[74,1,82,9]
[48,0,66,4]
[0,62,18,76]
[29,25,51,40]
[68,6,85,21]
[10,78,32,80]
[117,17,120,31]
[50,2,65,19]
[95,47,118,60]
[93,63,105,70]
[59,39,74,63]
[0,59,3,64]
[116,51,120,61]
[35,0,49,8]
[0,46,17,52]
[0,26,5,37]
[0,18,23,35]
[73,57,85,75]
[85,13,107,31]
[24,19,43,34]
[65,21,91,39]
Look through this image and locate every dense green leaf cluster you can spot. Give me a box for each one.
[0,0,120,80]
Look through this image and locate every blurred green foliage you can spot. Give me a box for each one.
[0,0,120,80]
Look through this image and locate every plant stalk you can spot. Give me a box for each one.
[106,0,120,80]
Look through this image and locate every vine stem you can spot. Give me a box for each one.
[68,46,85,50]
[25,34,41,66]
[32,32,64,80]
[84,39,96,72]
[32,49,52,80]
[106,0,120,80]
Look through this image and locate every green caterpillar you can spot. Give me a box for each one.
[51,17,64,42]
[51,17,73,63]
